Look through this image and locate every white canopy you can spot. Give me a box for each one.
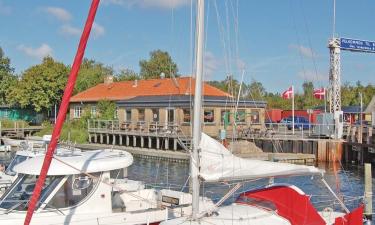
[199,133,322,182]
[14,149,133,176]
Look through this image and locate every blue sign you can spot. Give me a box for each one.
[340,38,375,53]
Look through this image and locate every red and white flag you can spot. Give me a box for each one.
[313,88,325,100]
[281,86,293,99]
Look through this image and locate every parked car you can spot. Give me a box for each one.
[286,116,311,130]
[280,117,292,124]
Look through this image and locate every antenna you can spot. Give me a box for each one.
[332,0,336,38]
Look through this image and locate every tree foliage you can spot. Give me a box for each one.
[115,69,140,81]
[74,58,113,94]
[0,47,17,105]
[8,56,69,112]
[97,100,116,120]
[139,50,178,79]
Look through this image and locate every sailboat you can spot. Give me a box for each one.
[161,0,364,224]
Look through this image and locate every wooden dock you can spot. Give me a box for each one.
[343,125,375,164]
[0,121,43,139]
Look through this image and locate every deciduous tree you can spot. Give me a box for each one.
[9,56,69,112]
[139,50,178,79]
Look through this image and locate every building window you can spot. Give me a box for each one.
[152,109,159,122]
[125,109,131,121]
[251,110,260,124]
[183,109,191,123]
[138,109,145,121]
[235,110,246,123]
[167,108,175,123]
[74,106,82,118]
[204,110,214,123]
[114,107,119,119]
[91,106,96,118]
[221,110,230,125]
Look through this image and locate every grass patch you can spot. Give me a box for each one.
[0,119,29,129]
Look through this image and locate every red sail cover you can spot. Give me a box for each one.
[236,185,326,225]
[282,86,293,99]
[334,205,364,225]
[23,1,101,225]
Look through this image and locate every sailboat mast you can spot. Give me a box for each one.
[191,0,205,219]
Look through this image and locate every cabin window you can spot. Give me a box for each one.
[0,174,63,211]
[183,109,191,123]
[125,109,132,121]
[91,106,97,118]
[204,110,215,123]
[251,110,260,124]
[138,109,145,121]
[5,155,28,176]
[152,109,159,122]
[47,173,100,209]
[235,110,246,123]
[74,106,82,118]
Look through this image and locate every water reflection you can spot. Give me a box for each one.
[129,157,374,212]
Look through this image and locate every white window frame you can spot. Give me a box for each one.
[74,106,82,118]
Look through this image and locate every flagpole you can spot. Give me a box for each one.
[324,88,327,113]
[292,85,295,135]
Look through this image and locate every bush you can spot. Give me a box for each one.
[35,118,89,144]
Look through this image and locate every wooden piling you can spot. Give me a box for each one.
[364,163,373,220]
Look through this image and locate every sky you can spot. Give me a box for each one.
[0,0,375,94]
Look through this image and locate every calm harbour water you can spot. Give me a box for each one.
[0,151,374,213]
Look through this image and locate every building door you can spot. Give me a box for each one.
[166,108,175,124]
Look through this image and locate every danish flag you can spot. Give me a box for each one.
[281,86,293,99]
[313,88,325,100]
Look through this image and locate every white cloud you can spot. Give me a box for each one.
[103,0,190,9]
[59,22,105,38]
[289,44,317,59]
[59,24,81,36]
[0,1,11,15]
[43,7,72,22]
[17,44,53,59]
[204,51,220,80]
[92,22,105,38]
[298,70,327,81]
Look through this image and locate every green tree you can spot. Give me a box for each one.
[139,50,178,79]
[246,79,266,100]
[9,56,69,112]
[0,48,17,105]
[97,100,116,120]
[74,58,113,94]
[115,69,140,81]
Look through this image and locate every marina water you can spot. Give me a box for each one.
[1,151,373,214]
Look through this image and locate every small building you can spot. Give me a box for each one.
[70,76,266,137]
[365,95,375,125]
[0,105,45,124]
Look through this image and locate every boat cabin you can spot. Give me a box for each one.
[0,149,197,225]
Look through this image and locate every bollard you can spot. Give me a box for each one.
[364,163,373,221]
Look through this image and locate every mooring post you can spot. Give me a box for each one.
[0,120,2,138]
[364,163,373,221]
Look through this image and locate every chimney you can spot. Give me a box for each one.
[104,75,114,85]
[132,79,138,87]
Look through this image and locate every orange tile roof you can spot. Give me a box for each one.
[70,77,231,102]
